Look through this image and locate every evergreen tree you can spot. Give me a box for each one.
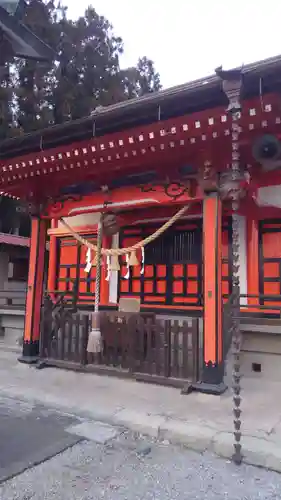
[14,1,162,128]
[0,33,16,139]
[15,0,64,131]
[0,0,162,133]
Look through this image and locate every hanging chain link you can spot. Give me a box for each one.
[230,109,243,465]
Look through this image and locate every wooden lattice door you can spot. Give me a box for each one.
[56,234,97,305]
[259,219,281,306]
[119,222,202,308]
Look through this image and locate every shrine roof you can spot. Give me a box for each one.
[1,53,281,204]
[0,5,55,62]
[1,53,281,160]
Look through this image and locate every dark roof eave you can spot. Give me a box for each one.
[19,52,281,129]
[1,53,281,158]
[0,6,55,61]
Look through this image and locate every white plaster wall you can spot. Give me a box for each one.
[256,185,281,208]
[58,212,101,228]
[109,233,119,304]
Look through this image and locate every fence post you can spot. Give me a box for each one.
[164,320,171,378]
[39,300,46,359]
[81,315,89,366]
[39,295,52,359]
[191,318,200,383]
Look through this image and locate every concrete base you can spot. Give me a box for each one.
[18,355,39,364]
[18,339,39,364]
[0,312,25,351]
[66,421,121,444]
[191,381,228,395]
[240,329,281,382]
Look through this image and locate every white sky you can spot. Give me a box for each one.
[66,0,281,89]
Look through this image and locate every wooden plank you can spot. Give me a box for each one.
[191,318,199,383]
[0,291,27,298]
[80,315,89,365]
[134,372,189,388]
[74,314,80,362]
[182,321,189,379]
[155,320,163,376]
[171,320,180,378]
[67,315,74,361]
[164,320,171,378]
[51,314,60,359]
[59,316,66,360]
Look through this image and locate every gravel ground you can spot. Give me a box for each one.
[1,432,281,500]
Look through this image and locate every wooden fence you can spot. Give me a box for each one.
[40,305,200,387]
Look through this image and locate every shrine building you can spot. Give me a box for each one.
[1,54,281,393]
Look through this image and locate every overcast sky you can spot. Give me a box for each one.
[66,0,281,89]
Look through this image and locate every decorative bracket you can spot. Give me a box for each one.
[215,66,243,113]
[41,194,83,216]
[139,180,191,200]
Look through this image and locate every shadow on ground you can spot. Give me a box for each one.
[0,395,82,483]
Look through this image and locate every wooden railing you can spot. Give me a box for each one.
[0,289,27,308]
[222,293,281,358]
[239,294,281,317]
[46,280,78,312]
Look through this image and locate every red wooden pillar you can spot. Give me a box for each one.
[47,219,57,301]
[247,216,260,306]
[19,218,47,363]
[200,193,226,393]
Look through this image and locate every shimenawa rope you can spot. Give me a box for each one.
[59,204,192,256]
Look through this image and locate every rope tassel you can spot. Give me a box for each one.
[124,254,130,280]
[140,247,145,275]
[110,254,120,271]
[85,248,92,273]
[128,250,139,266]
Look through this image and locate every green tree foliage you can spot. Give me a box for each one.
[1,0,162,135]
[0,33,15,139]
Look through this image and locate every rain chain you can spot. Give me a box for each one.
[218,67,243,465]
[228,87,243,465]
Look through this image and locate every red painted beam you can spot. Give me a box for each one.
[0,93,279,201]
[43,183,203,219]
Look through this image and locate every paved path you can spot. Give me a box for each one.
[0,395,82,483]
[1,350,281,473]
[1,421,281,500]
